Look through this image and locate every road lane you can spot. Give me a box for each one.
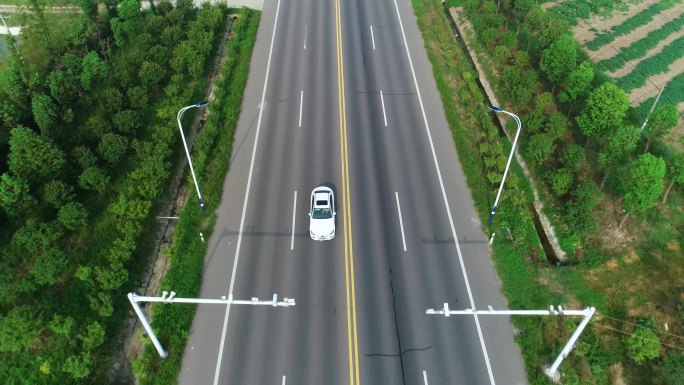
[179,0,347,384]
[339,0,529,384]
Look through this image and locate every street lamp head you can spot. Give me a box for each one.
[487,105,502,112]
[196,101,210,107]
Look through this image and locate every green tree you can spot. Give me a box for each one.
[80,51,108,91]
[31,93,61,140]
[501,66,538,105]
[79,321,105,350]
[89,292,113,317]
[540,34,578,92]
[560,143,585,171]
[126,86,149,110]
[526,133,556,165]
[98,133,128,164]
[598,125,640,187]
[546,111,568,140]
[42,180,75,208]
[0,305,41,353]
[95,262,129,290]
[535,92,555,114]
[78,166,110,193]
[547,168,573,197]
[11,218,63,254]
[0,101,20,145]
[538,14,568,50]
[72,145,98,169]
[564,180,601,235]
[139,61,166,88]
[8,126,66,182]
[101,87,124,113]
[661,351,684,385]
[643,105,679,152]
[62,353,93,379]
[58,201,88,230]
[0,173,34,217]
[113,110,141,134]
[627,327,660,364]
[620,154,666,228]
[662,153,684,204]
[48,315,74,337]
[47,53,83,106]
[83,114,112,138]
[576,82,629,140]
[31,247,67,285]
[522,110,545,134]
[559,60,593,117]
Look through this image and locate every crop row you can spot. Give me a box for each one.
[548,0,629,26]
[598,12,684,73]
[636,71,684,121]
[586,0,679,50]
[616,35,684,92]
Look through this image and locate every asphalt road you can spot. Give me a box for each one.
[178,1,529,385]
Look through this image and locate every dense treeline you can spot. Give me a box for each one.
[451,0,683,384]
[0,0,227,383]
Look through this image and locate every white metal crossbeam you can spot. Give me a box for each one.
[426,304,596,383]
[128,291,295,358]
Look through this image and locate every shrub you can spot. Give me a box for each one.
[627,327,661,364]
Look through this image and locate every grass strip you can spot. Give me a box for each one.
[131,8,260,385]
[585,0,679,50]
[615,34,684,92]
[598,12,684,73]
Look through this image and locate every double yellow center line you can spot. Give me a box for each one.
[335,1,360,385]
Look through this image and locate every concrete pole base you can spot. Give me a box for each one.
[543,365,561,383]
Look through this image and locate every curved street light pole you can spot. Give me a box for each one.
[177,101,210,213]
[487,105,522,226]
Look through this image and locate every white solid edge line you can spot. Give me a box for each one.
[391,1,496,385]
[370,24,376,50]
[213,1,283,384]
[282,375,286,385]
[395,192,407,251]
[299,90,304,127]
[291,190,297,250]
[423,370,429,385]
[380,90,388,127]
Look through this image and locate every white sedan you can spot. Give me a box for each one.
[309,186,336,240]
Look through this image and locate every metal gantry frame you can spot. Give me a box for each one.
[426,304,596,382]
[128,291,296,358]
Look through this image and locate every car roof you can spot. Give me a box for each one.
[314,192,330,206]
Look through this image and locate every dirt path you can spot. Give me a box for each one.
[628,56,684,106]
[588,3,684,63]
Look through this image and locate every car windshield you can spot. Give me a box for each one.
[312,207,332,219]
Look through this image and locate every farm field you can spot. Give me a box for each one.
[564,0,684,125]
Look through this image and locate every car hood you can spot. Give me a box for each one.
[310,217,335,236]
